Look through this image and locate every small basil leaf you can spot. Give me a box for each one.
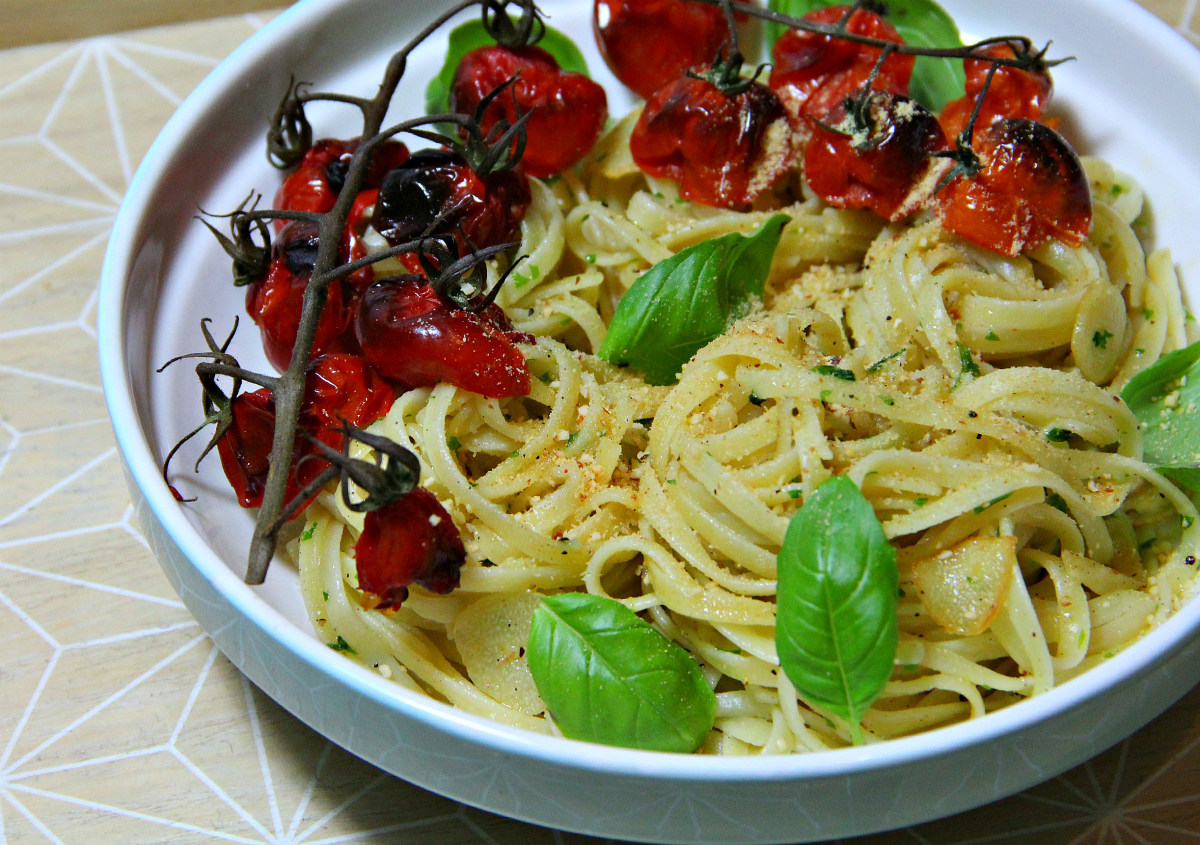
[425,19,591,118]
[598,214,790,385]
[776,475,898,743]
[527,593,716,752]
[1121,340,1200,491]
[765,0,966,112]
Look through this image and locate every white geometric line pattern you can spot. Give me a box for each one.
[1,7,1200,845]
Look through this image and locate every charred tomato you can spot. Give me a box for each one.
[769,6,913,122]
[370,149,531,255]
[594,0,732,100]
[355,487,465,611]
[357,274,532,398]
[805,91,948,220]
[937,118,1091,256]
[630,69,796,209]
[216,353,394,511]
[939,41,1054,141]
[274,138,410,230]
[450,45,608,178]
[245,220,360,372]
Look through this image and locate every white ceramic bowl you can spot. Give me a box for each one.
[99,1,1200,842]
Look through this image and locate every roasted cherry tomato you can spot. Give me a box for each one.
[805,91,948,220]
[355,487,466,611]
[274,138,410,231]
[937,118,1091,256]
[303,352,396,434]
[371,149,531,256]
[769,6,913,122]
[630,71,795,208]
[216,353,394,511]
[939,41,1053,141]
[357,274,532,398]
[594,0,731,100]
[245,221,358,372]
[450,45,608,178]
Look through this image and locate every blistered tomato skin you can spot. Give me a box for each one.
[274,138,410,232]
[450,45,608,178]
[938,118,1091,257]
[371,150,531,254]
[357,275,532,398]
[938,42,1053,141]
[246,221,359,372]
[594,0,731,100]
[215,354,395,512]
[769,6,913,121]
[630,74,794,209]
[355,487,466,611]
[805,92,948,220]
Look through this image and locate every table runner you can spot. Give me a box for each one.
[2,7,1199,844]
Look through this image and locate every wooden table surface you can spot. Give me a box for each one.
[2,4,1200,844]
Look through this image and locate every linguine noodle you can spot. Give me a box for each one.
[289,117,1200,753]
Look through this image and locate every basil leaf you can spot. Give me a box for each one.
[425,19,591,117]
[527,593,716,752]
[1121,340,1200,492]
[765,0,966,112]
[776,475,898,743]
[598,214,790,385]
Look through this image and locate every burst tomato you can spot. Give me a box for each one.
[246,221,361,372]
[370,149,531,255]
[630,72,795,208]
[937,118,1091,256]
[805,91,948,220]
[355,487,465,611]
[450,45,608,178]
[939,41,1053,141]
[216,353,394,511]
[274,138,410,231]
[357,274,532,398]
[769,6,913,122]
[594,0,731,100]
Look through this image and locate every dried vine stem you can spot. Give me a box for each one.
[692,0,1059,70]
[239,0,543,585]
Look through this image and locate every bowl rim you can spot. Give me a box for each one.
[98,0,1200,783]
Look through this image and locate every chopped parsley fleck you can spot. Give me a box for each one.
[913,497,929,507]
[1046,428,1072,442]
[1092,329,1114,349]
[957,343,980,378]
[974,492,1013,514]
[539,371,553,385]
[880,396,895,406]
[985,330,1000,342]
[1046,491,1070,513]
[813,364,856,381]
[1112,184,1124,196]
[328,636,356,654]
[866,349,906,373]
[322,591,329,601]
[447,436,461,451]
[301,521,318,541]
[748,392,765,406]
[1143,308,1155,321]
[787,477,801,499]
[566,431,581,447]
[819,389,831,403]
[585,254,597,264]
